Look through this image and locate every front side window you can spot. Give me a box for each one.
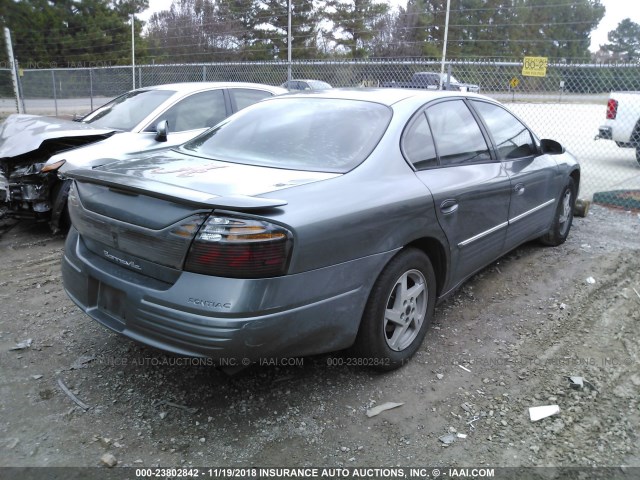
[472,101,536,160]
[425,100,492,166]
[183,98,392,173]
[150,89,227,132]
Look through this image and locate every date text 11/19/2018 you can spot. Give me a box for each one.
[134,467,497,478]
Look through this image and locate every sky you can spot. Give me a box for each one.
[139,0,640,53]
[588,0,640,51]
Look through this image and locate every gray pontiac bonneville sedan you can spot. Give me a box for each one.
[62,89,579,370]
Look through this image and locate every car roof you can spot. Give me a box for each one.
[281,87,484,106]
[139,82,287,94]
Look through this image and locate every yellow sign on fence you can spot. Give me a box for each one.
[522,56,548,77]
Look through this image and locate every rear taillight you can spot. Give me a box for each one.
[606,99,618,119]
[184,215,292,278]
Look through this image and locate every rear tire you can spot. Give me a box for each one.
[633,121,640,166]
[352,248,436,371]
[540,177,576,246]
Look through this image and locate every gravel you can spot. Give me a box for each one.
[0,205,638,468]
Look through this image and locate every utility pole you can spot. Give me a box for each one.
[131,14,136,89]
[287,0,292,82]
[439,0,451,90]
[4,28,23,114]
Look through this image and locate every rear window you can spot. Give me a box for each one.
[183,98,392,173]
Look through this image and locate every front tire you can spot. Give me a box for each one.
[353,248,436,371]
[49,180,71,234]
[540,177,576,246]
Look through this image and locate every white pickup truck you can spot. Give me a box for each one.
[596,92,640,166]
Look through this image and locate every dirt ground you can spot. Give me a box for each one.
[0,204,638,472]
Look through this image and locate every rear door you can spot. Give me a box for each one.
[470,100,563,250]
[406,99,511,283]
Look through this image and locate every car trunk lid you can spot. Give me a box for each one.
[65,155,337,279]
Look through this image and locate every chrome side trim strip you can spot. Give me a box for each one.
[509,198,555,224]
[458,221,508,248]
[457,198,556,249]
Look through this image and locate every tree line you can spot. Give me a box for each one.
[142,0,609,61]
[1,0,640,66]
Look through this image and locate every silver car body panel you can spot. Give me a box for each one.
[65,149,339,201]
[53,130,206,173]
[63,227,395,359]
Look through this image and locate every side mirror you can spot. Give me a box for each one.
[155,120,169,142]
[540,138,565,155]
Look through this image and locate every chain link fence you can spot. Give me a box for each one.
[1,59,639,208]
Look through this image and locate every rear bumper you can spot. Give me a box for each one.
[62,228,395,361]
[597,125,612,140]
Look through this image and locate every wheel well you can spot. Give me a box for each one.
[406,237,447,297]
[570,169,580,192]
[629,119,640,147]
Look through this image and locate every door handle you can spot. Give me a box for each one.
[440,199,459,215]
[513,183,525,195]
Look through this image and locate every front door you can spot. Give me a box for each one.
[470,100,563,250]
[404,99,511,284]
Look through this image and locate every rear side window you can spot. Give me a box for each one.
[425,100,491,166]
[472,100,536,160]
[230,88,274,111]
[403,112,437,170]
[183,98,392,173]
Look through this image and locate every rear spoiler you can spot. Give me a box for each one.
[66,168,288,211]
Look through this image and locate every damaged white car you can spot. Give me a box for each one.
[0,82,286,232]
